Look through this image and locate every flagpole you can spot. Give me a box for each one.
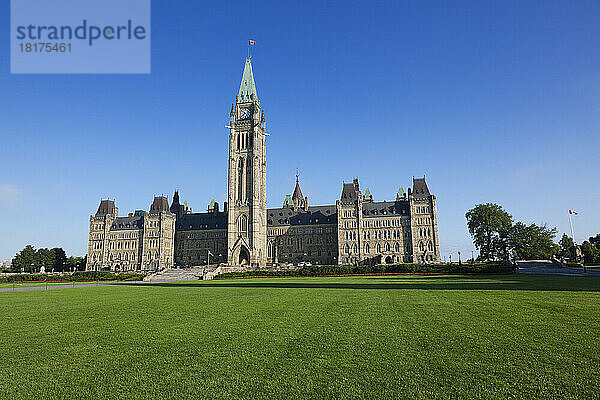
[569,212,575,243]
[569,211,585,272]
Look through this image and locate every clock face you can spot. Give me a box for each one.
[240,108,251,119]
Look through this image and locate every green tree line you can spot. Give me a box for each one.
[466,203,599,264]
[7,245,86,273]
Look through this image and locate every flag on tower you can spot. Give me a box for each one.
[569,209,578,215]
[248,40,256,45]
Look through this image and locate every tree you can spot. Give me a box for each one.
[466,203,513,261]
[581,238,600,265]
[11,245,36,272]
[509,222,558,260]
[65,256,85,271]
[50,248,67,271]
[558,234,575,260]
[590,234,600,247]
[35,248,54,272]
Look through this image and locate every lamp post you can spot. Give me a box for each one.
[458,251,461,266]
[472,250,474,264]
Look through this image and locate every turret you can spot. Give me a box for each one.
[292,172,307,212]
[96,199,117,216]
[149,196,170,213]
[396,186,406,201]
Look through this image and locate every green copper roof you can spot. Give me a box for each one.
[364,188,372,199]
[397,186,405,197]
[238,58,258,103]
[282,194,293,207]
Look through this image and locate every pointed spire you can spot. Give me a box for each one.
[292,180,304,203]
[292,170,305,209]
[396,186,405,201]
[238,58,258,103]
[364,188,373,202]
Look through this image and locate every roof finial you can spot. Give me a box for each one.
[296,168,299,183]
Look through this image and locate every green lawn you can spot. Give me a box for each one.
[0,281,106,288]
[0,274,599,399]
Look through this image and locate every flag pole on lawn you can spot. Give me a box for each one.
[568,209,577,244]
[568,209,584,272]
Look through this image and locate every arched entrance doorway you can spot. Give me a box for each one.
[239,246,250,265]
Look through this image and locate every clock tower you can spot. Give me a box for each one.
[227,57,267,266]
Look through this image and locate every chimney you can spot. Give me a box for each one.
[304,196,309,212]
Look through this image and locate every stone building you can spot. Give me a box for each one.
[86,56,440,270]
[226,57,268,267]
[86,197,175,271]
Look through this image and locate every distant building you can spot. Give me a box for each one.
[87,198,175,271]
[86,57,440,271]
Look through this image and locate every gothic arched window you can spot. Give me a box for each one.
[238,214,248,232]
[237,158,244,202]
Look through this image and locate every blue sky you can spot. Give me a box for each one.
[1,1,599,259]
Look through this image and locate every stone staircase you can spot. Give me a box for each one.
[143,267,205,282]
[143,265,266,282]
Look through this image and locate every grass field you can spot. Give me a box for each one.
[1,274,599,399]
[0,281,109,288]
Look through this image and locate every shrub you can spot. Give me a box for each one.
[213,263,513,280]
[0,271,146,283]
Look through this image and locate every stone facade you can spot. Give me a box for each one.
[86,197,175,271]
[86,56,441,270]
[226,58,268,267]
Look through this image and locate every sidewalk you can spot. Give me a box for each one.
[0,281,141,293]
